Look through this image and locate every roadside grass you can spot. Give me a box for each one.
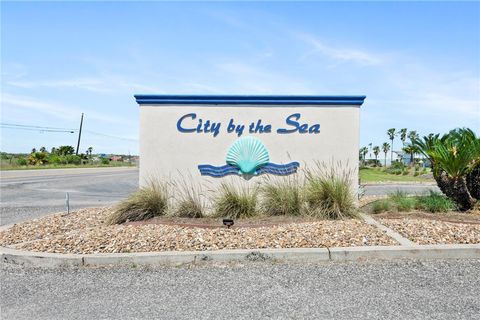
[213,183,258,219]
[360,167,433,183]
[106,180,169,225]
[304,162,358,219]
[260,177,302,216]
[370,190,456,214]
[0,162,135,171]
[171,178,206,218]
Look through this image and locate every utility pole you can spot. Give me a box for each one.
[75,113,84,155]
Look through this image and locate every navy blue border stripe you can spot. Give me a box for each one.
[134,95,366,106]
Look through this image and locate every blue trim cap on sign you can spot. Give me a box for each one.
[134,95,366,106]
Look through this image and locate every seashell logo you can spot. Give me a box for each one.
[198,136,300,177]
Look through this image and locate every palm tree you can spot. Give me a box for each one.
[382,142,390,167]
[359,147,368,165]
[39,146,47,153]
[399,128,408,146]
[414,128,479,210]
[373,146,380,166]
[402,145,419,165]
[31,148,36,154]
[368,143,372,159]
[387,128,396,165]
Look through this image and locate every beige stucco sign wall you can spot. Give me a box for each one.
[135,95,365,194]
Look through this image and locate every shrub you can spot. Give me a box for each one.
[48,155,63,165]
[416,191,457,213]
[214,183,258,219]
[16,158,27,166]
[65,155,81,165]
[101,157,110,165]
[106,180,168,225]
[389,190,415,211]
[372,200,391,214]
[260,178,302,216]
[171,178,205,218]
[396,197,416,211]
[304,162,357,219]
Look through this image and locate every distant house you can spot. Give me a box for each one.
[110,155,123,162]
[394,151,430,167]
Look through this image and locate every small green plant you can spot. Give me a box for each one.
[416,190,457,213]
[396,197,416,211]
[260,178,302,216]
[372,199,392,214]
[16,158,27,166]
[106,180,168,225]
[389,190,415,211]
[171,177,205,218]
[214,183,258,219]
[304,162,357,219]
[101,157,110,165]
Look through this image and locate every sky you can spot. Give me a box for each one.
[1,1,479,156]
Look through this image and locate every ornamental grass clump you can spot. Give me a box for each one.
[106,180,168,225]
[416,190,457,213]
[372,199,392,214]
[304,162,357,219]
[260,177,302,216]
[388,190,416,212]
[214,183,258,219]
[171,177,205,218]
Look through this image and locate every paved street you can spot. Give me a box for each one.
[1,259,479,320]
[0,167,138,226]
[1,167,440,226]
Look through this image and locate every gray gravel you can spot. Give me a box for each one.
[1,259,479,320]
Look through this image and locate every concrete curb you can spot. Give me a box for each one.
[2,244,479,268]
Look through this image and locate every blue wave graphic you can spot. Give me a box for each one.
[198,162,300,177]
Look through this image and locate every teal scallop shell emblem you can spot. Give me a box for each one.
[226,136,270,175]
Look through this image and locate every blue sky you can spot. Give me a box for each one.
[1,1,479,156]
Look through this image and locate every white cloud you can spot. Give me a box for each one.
[1,93,131,125]
[297,33,384,66]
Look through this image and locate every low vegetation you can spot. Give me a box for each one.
[214,183,258,219]
[260,177,302,216]
[106,180,168,225]
[304,163,357,219]
[371,190,457,214]
[171,178,205,218]
[0,146,135,170]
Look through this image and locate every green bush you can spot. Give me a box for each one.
[396,197,416,211]
[48,155,64,164]
[65,155,81,165]
[372,200,391,214]
[101,157,110,165]
[171,179,205,218]
[416,191,457,213]
[16,158,27,166]
[260,179,302,216]
[402,170,409,175]
[304,163,357,219]
[214,183,258,219]
[389,190,415,211]
[106,180,168,225]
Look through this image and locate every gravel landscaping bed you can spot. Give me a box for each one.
[0,207,397,254]
[380,218,480,245]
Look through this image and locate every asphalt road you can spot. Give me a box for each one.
[1,167,439,226]
[1,259,479,320]
[0,167,138,226]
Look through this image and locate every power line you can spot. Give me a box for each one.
[0,123,77,131]
[84,130,138,142]
[1,122,137,142]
